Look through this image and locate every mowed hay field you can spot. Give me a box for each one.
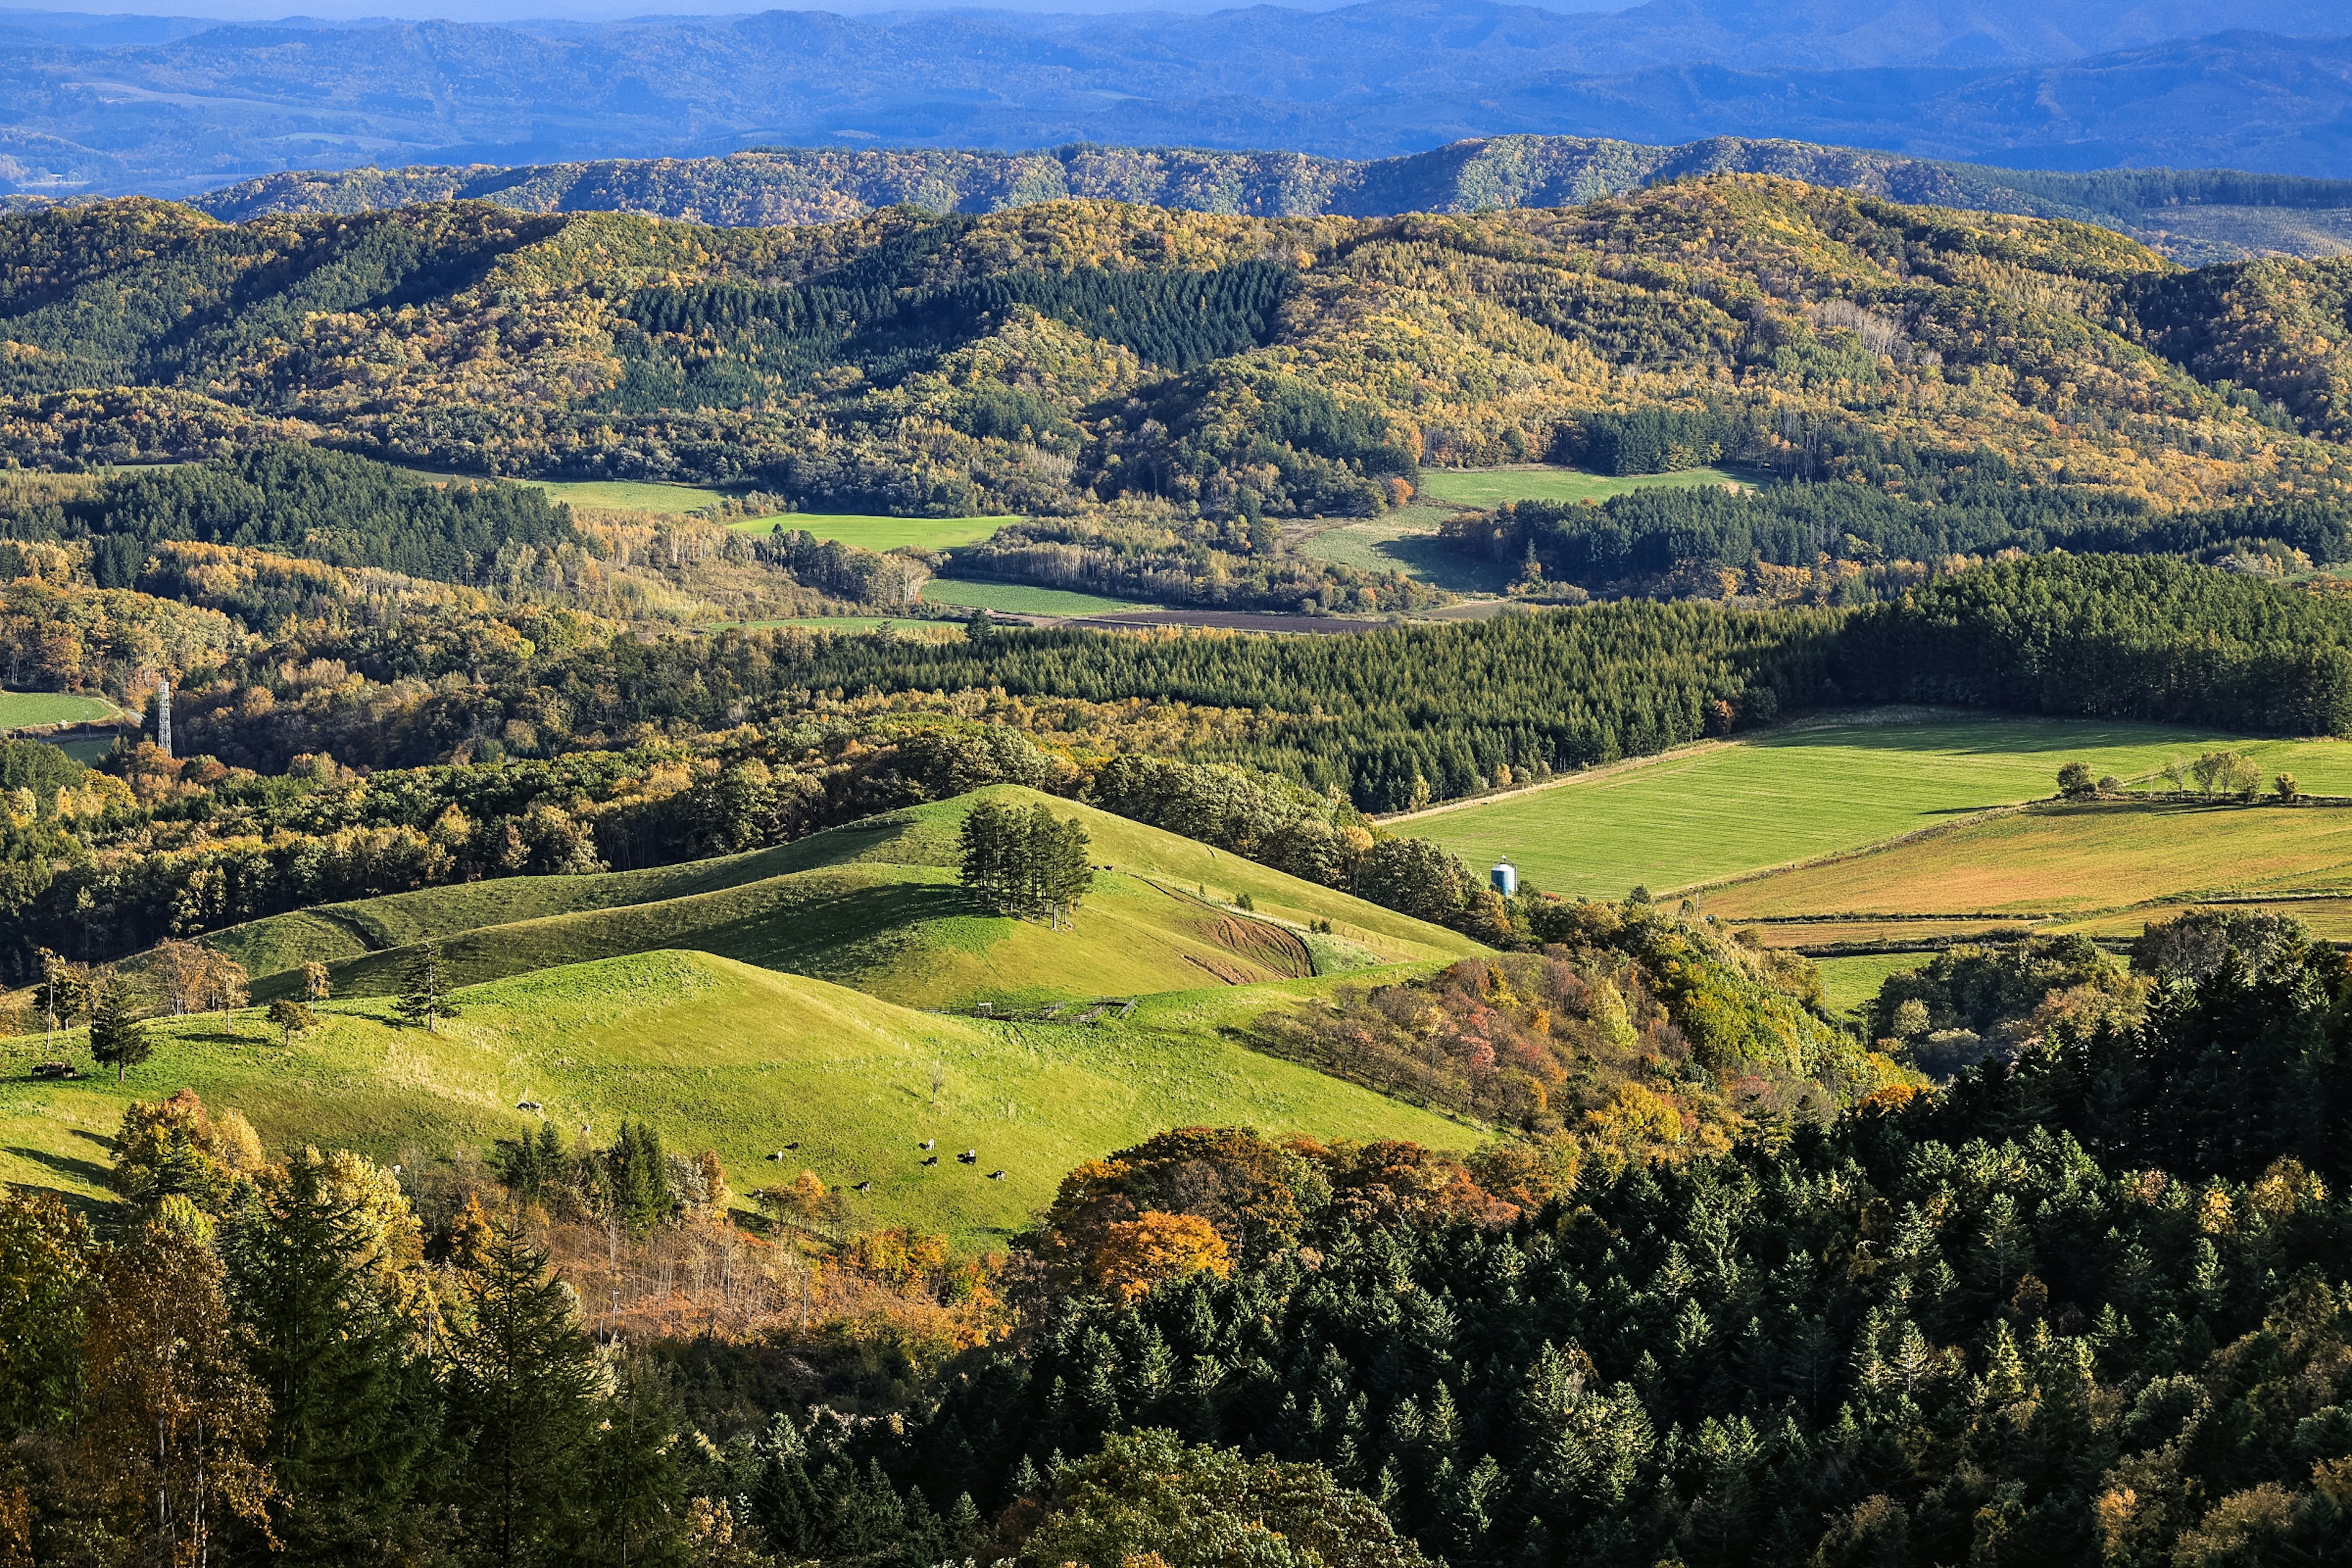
[1705,800,2352,924]
[0,691,116,728]
[1298,514,1515,595]
[0,951,1469,1246]
[1408,713,2352,899]
[514,477,732,513]
[728,513,1017,551]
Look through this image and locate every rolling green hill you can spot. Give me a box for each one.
[0,949,1471,1245]
[194,786,1482,1010]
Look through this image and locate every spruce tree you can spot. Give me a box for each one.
[442,1221,601,1567]
[87,974,153,1084]
[223,1156,433,1565]
[395,940,451,1033]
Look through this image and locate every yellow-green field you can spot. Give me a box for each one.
[0,951,1469,1246]
[1408,713,2352,899]
[723,617,965,641]
[1814,952,1936,1017]
[0,691,116,729]
[1297,514,1515,595]
[516,477,734,513]
[1414,464,1752,509]
[1705,800,2352,921]
[728,513,1018,551]
[918,580,1157,615]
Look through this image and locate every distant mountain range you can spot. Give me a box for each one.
[187,136,2352,264]
[0,1,2348,200]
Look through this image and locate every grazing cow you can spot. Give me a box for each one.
[766,1151,785,1161]
[919,1138,935,1150]
[987,1170,1006,1180]
[852,1180,873,1193]
[783,1140,801,1150]
[958,1149,978,1164]
[921,1155,939,1166]
[516,1099,542,1111]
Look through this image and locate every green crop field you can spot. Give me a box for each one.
[1406,712,2352,900]
[918,580,1157,616]
[728,513,1017,550]
[0,951,1470,1245]
[1415,464,1753,510]
[188,788,1483,1011]
[0,691,116,729]
[1297,513,1515,595]
[1706,799,2352,921]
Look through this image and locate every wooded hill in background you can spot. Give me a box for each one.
[194,136,2352,267]
[3,178,2350,554]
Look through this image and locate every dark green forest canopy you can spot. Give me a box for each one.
[0,445,577,587]
[1462,483,2352,592]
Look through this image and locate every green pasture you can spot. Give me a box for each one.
[728,513,1017,551]
[1812,952,1935,1019]
[1414,464,1752,510]
[0,691,116,729]
[0,951,1470,1248]
[918,580,1158,616]
[1298,513,1514,595]
[1408,712,2352,900]
[188,788,1482,1012]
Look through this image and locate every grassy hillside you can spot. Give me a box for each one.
[730,514,1018,551]
[1406,712,2352,899]
[195,787,1482,1009]
[1414,465,1749,509]
[0,950,1470,1246]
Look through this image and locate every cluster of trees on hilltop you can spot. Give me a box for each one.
[1451,479,2352,599]
[958,799,1094,926]
[714,930,2352,1567]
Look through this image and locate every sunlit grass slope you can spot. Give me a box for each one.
[1408,712,2352,899]
[0,951,1470,1246]
[197,788,1482,1010]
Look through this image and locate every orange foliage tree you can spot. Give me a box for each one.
[1087,1212,1234,1303]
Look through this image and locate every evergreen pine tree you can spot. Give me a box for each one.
[442,1221,601,1566]
[87,973,153,1084]
[584,1349,689,1568]
[395,940,451,1033]
[223,1155,434,1565]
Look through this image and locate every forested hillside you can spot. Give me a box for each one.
[4,178,2348,541]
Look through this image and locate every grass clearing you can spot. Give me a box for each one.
[516,478,734,513]
[1415,464,1753,509]
[1297,510,1515,595]
[0,951,1470,1246]
[722,617,965,640]
[1705,801,2352,920]
[1409,713,2352,900]
[919,580,1158,616]
[0,691,116,729]
[1814,953,1935,1018]
[727,513,1017,551]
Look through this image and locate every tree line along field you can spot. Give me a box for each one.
[0,949,1467,1249]
[1406,711,2352,900]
